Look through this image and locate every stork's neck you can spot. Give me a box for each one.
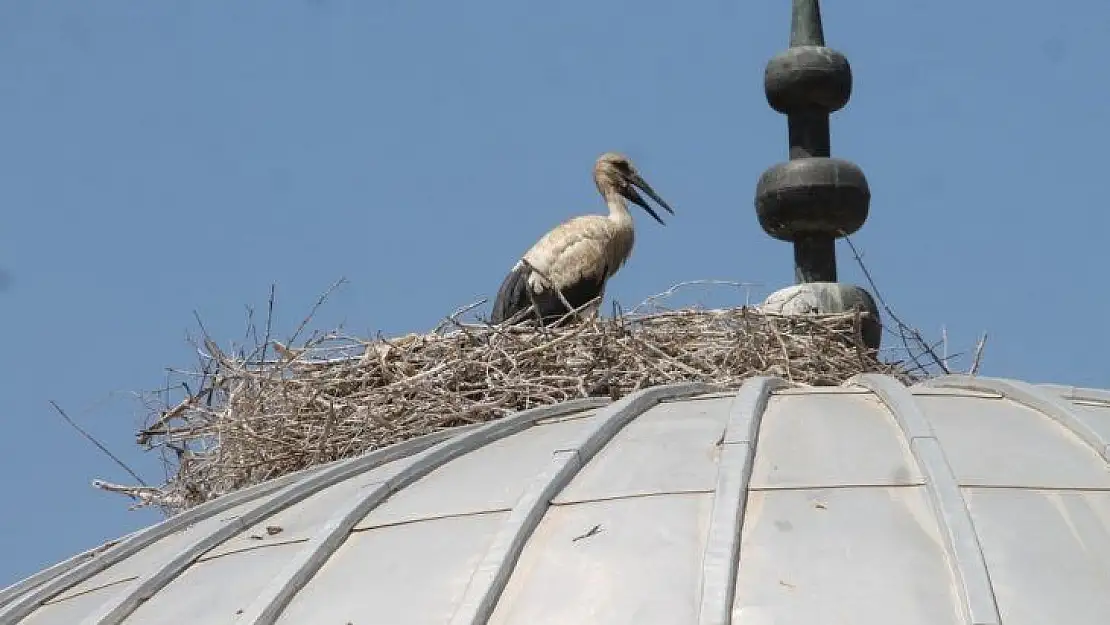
[602,189,634,225]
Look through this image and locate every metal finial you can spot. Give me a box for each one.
[755,0,870,284]
[754,0,881,350]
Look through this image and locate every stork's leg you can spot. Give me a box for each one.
[526,288,545,330]
[592,284,607,320]
[586,289,604,320]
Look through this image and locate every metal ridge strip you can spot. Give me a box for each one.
[698,376,791,625]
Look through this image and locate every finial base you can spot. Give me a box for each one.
[759,282,882,349]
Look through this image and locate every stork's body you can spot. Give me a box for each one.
[491,153,675,326]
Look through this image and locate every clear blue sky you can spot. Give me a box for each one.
[2,0,1108,589]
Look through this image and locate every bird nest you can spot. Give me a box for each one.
[107,283,950,515]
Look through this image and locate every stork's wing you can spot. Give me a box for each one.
[490,262,532,324]
[521,216,624,295]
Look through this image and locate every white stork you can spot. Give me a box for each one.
[490,152,675,326]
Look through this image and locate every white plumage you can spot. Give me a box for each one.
[490,152,675,326]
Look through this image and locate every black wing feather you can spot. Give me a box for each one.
[490,264,532,324]
[490,263,607,326]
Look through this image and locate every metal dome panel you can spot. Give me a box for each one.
[749,390,924,489]
[4,375,1110,625]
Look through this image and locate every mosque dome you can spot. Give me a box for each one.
[7,2,1101,624]
[3,373,1110,625]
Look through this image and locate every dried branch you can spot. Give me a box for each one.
[840,233,982,376]
[50,401,148,487]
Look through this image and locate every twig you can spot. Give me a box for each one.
[50,401,148,487]
[260,283,276,365]
[435,298,488,333]
[287,277,347,347]
[629,279,764,314]
[840,233,952,375]
[969,333,988,375]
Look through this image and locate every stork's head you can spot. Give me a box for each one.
[593,152,675,225]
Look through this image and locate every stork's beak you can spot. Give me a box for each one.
[622,173,675,225]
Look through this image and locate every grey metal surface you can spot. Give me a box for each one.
[0,531,138,610]
[277,511,510,625]
[7,374,1110,624]
[961,488,1110,625]
[916,382,1110,489]
[552,395,730,505]
[924,375,1110,462]
[850,374,1001,625]
[734,486,962,625]
[748,390,924,489]
[488,492,713,625]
